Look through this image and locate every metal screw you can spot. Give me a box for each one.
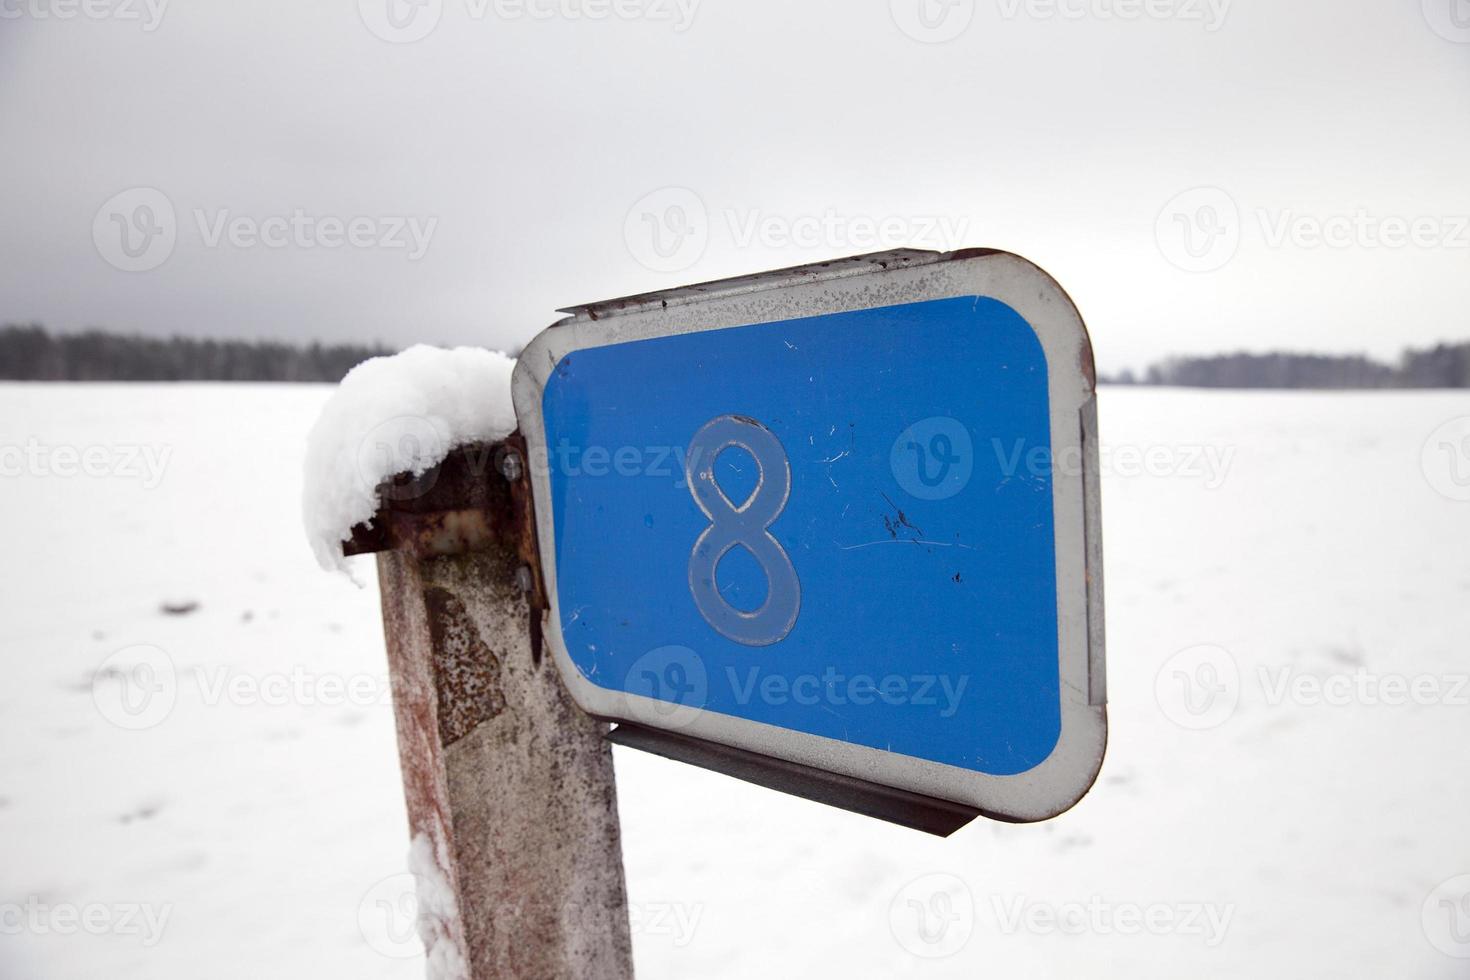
[515,566,534,594]
[499,450,524,482]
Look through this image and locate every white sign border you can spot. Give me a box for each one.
[512,249,1106,822]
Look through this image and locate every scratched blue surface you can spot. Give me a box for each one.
[541,296,1060,775]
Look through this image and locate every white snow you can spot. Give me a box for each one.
[407,829,468,980]
[301,345,517,576]
[1,382,1468,979]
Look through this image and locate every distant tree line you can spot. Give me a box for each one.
[0,325,394,382]
[4,323,1469,389]
[1105,341,1470,389]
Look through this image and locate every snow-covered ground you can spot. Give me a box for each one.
[2,383,1468,979]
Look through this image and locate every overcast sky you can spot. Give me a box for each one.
[2,0,1468,373]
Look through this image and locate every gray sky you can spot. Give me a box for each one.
[2,0,1468,374]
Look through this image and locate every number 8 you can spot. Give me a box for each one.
[685,415,801,647]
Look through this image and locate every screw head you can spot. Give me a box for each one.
[515,566,534,594]
[499,450,524,482]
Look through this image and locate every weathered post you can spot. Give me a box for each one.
[345,439,634,980]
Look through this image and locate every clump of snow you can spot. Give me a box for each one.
[302,345,517,575]
[408,828,469,980]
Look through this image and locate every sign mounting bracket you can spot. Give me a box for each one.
[606,724,986,837]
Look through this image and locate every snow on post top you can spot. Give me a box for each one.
[302,345,517,576]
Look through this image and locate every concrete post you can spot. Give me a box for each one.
[348,440,634,980]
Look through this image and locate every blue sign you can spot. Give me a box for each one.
[515,251,1106,822]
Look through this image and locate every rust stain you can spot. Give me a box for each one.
[424,586,506,746]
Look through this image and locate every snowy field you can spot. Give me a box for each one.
[2,382,1469,979]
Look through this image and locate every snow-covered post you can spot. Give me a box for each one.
[304,348,634,980]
